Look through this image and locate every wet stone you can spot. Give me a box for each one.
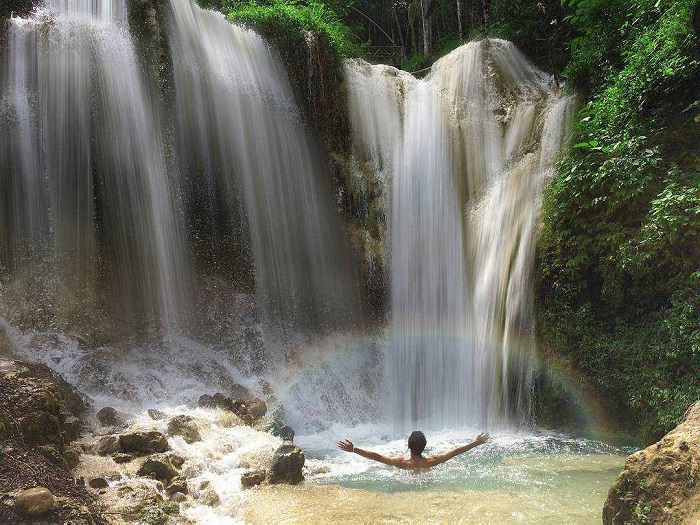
[95,435,120,456]
[241,469,266,488]
[88,477,108,489]
[148,409,167,421]
[119,431,169,455]
[96,407,122,427]
[14,486,55,518]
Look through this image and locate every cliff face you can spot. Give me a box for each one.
[603,401,700,525]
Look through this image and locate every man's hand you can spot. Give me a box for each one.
[338,439,355,453]
[474,432,490,445]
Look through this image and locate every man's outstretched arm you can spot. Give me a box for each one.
[427,432,490,467]
[338,439,404,468]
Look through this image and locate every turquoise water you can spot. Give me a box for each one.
[290,426,637,523]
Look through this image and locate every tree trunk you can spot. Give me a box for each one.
[456,0,463,38]
[420,0,431,55]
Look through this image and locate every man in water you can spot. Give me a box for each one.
[338,431,490,471]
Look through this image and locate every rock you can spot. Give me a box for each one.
[170,492,187,503]
[255,415,283,433]
[230,384,254,400]
[168,453,185,469]
[108,479,164,519]
[148,408,167,420]
[96,406,122,426]
[112,452,134,464]
[88,477,108,489]
[603,401,700,525]
[167,415,202,444]
[268,443,305,485]
[61,415,82,442]
[62,446,81,469]
[241,469,266,488]
[137,454,179,483]
[246,398,267,421]
[197,394,216,408]
[198,480,210,490]
[94,435,120,456]
[119,431,169,455]
[199,487,219,506]
[14,486,55,518]
[165,477,188,495]
[273,425,295,442]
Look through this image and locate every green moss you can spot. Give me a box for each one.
[42,391,61,416]
[224,0,361,58]
[24,411,63,446]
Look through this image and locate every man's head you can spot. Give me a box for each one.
[408,430,427,455]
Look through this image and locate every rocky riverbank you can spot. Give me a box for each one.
[0,356,101,523]
[0,354,305,524]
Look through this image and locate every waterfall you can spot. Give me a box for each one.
[167,0,357,335]
[0,0,190,332]
[1,0,572,432]
[346,40,574,429]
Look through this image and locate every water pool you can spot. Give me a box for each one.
[242,428,636,524]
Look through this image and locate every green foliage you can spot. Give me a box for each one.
[225,0,361,57]
[402,35,464,72]
[537,0,700,441]
[490,0,574,73]
[403,53,431,72]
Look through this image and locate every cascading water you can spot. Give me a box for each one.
[0,5,632,521]
[0,0,189,332]
[168,0,357,335]
[346,40,574,430]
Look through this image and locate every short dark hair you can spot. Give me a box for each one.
[408,430,427,455]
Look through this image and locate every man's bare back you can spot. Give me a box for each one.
[338,431,490,472]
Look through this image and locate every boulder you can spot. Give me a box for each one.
[199,487,219,506]
[148,409,167,421]
[255,415,283,434]
[167,415,202,444]
[268,443,305,485]
[137,454,179,483]
[241,469,266,488]
[119,431,169,455]
[96,406,123,427]
[94,435,120,456]
[273,425,295,442]
[230,384,254,401]
[603,401,700,525]
[165,477,188,495]
[88,477,108,489]
[14,486,54,518]
[197,394,216,408]
[246,398,267,421]
[107,479,169,522]
[168,453,186,469]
